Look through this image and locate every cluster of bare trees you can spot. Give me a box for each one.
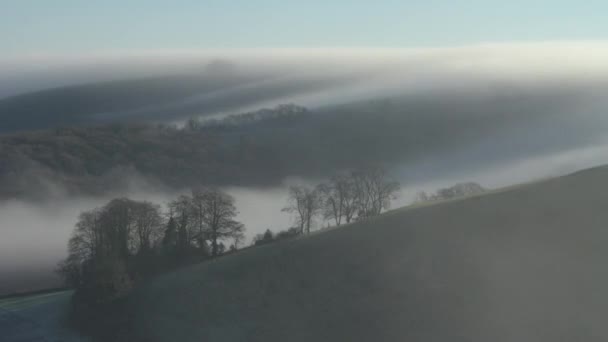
[414,182,486,203]
[58,188,244,303]
[166,188,245,257]
[283,166,400,234]
[59,166,400,303]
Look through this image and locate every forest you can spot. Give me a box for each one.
[0,98,538,200]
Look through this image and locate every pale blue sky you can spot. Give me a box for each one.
[1,0,607,55]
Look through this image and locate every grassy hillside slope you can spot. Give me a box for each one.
[130,166,608,342]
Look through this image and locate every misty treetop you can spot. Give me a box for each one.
[0,99,512,199]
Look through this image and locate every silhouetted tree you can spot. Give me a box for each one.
[98,198,135,259]
[60,198,163,303]
[56,254,84,288]
[254,229,275,245]
[191,188,245,257]
[231,228,246,250]
[319,173,359,226]
[168,195,195,252]
[190,188,209,251]
[132,201,164,255]
[177,222,190,257]
[352,166,400,218]
[414,191,430,203]
[162,216,178,254]
[275,227,300,240]
[283,185,323,234]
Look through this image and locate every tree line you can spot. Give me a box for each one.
[58,165,400,305]
[0,99,497,201]
[414,182,486,203]
[253,166,400,247]
[57,188,244,304]
[274,165,400,239]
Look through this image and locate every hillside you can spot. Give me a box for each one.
[128,165,608,342]
[0,92,594,200]
[0,71,269,133]
[0,68,361,133]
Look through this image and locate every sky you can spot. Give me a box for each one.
[2,1,608,56]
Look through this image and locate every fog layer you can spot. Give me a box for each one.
[3,43,608,293]
[4,43,608,130]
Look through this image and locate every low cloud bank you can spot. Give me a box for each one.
[0,186,293,294]
[3,42,608,126]
[3,42,608,292]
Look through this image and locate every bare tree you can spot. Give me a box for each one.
[168,194,195,252]
[58,208,104,286]
[191,188,209,250]
[132,201,164,254]
[59,198,162,300]
[283,185,323,234]
[352,166,400,218]
[70,208,104,262]
[65,199,164,263]
[414,183,486,204]
[98,198,136,259]
[231,228,246,250]
[319,174,359,226]
[162,216,178,254]
[318,182,341,226]
[193,188,245,257]
[414,191,430,203]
